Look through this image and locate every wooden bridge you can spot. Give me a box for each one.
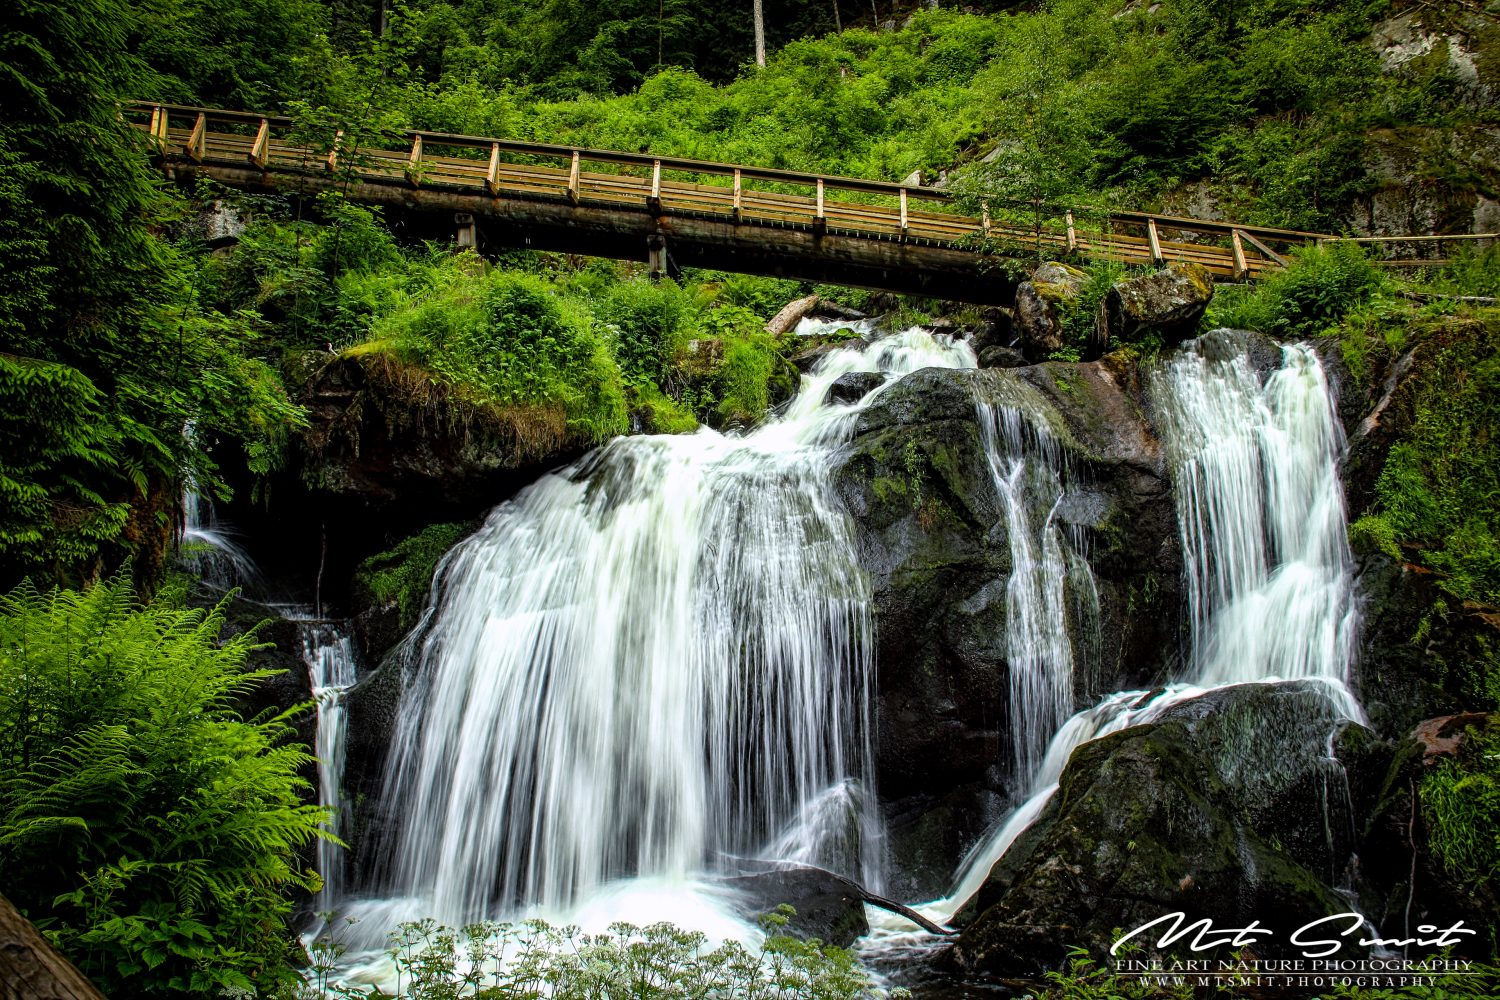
[129,102,1488,305]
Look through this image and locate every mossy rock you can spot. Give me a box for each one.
[833,362,1181,899]
[954,682,1373,976]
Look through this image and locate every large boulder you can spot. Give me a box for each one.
[833,358,1181,899]
[953,681,1374,975]
[1013,262,1087,362]
[1094,262,1214,354]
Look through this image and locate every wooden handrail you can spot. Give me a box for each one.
[121,101,1335,249]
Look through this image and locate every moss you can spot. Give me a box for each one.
[1363,311,1500,605]
[630,382,698,434]
[1421,719,1500,891]
[354,522,473,634]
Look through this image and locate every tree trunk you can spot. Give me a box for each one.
[832,0,842,32]
[753,0,767,66]
[0,893,108,1000]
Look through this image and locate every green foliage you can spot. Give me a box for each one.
[0,576,329,995]
[1362,311,1500,605]
[0,0,308,586]
[1209,242,1389,337]
[1033,944,1194,999]
[1323,962,1500,999]
[355,522,471,633]
[1421,724,1500,892]
[127,0,330,107]
[285,913,904,1000]
[360,265,631,443]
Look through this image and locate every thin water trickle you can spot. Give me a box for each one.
[300,620,360,910]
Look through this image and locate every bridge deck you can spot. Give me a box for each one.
[128,103,1487,304]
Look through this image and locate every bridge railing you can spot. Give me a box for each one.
[128,101,1478,279]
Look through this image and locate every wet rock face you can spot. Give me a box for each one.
[1353,713,1500,961]
[300,357,582,518]
[1095,262,1214,354]
[954,682,1370,976]
[833,359,1181,899]
[1013,262,1087,362]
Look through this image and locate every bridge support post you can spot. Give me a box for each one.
[455,212,476,249]
[647,234,667,281]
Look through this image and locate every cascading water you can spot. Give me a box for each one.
[867,331,1363,947]
[346,329,977,945]
[297,619,360,909]
[179,488,264,593]
[976,402,1086,786]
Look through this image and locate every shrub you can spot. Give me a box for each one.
[365,269,630,443]
[288,912,904,1000]
[1209,241,1387,337]
[0,576,328,995]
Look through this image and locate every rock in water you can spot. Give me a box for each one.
[1095,261,1214,353]
[833,362,1181,899]
[953,681,1371,975]
[1013,262,1087,362]
[824,371,886,405]
[977,346,1026,369]
[719,866,870,947]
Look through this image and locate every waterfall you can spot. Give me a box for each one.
[1153,335,1359,687]
[868,332,1362,943]
[179,489,264,593]
[357,330,977,936]
[297,619,360,910]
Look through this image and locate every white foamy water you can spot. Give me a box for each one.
[329,330,976,964]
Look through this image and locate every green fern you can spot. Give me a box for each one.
[0,575,332,996]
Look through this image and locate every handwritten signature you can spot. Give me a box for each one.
[1111,912,1476,959]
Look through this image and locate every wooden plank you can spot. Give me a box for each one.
[1238,229,1289,267]
[1231,230,1249,280]
[567,150,580,204]
[248,118,269,168]
[405,135,423,186]
[1147,218,1164,264]
[0,892,109,1000]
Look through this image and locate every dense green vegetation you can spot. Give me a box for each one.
[1,0,304,588]
[1421,722,1500,892]
[0,577,327,995]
